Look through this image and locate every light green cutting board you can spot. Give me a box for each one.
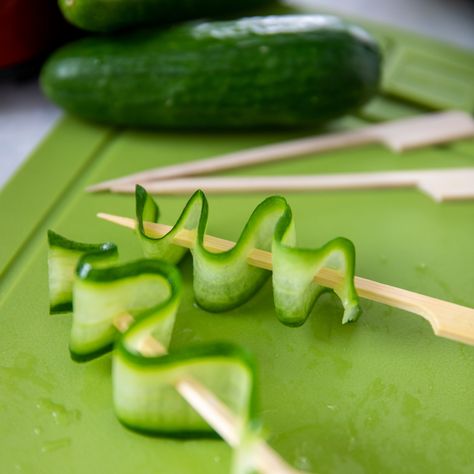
[1,5,474,474]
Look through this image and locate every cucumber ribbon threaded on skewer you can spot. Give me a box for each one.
[135,186,360,325]
[47,189,360,471]
[48,231,262,471]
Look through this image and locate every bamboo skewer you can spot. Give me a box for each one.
[99,212,474,346]
[87,111,474,193]
[109,168,474,202]
[113,314,303,474]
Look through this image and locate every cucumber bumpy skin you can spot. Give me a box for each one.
[59,0,274,33]
[41,15,381,129]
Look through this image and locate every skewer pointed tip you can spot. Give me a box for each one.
[97,212,137,230]
[86,183,107,193]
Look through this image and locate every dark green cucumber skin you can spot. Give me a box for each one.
[59,0,274,32]
[41,15,381,129]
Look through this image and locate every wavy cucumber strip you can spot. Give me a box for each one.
[136,185,202,264]
[72,257,181,361]
[47,231,181,360]
[47,233,260,445]
[136,186,361,325]
[114,342,257,437]
[272,209,360,326]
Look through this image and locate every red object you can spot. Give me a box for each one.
[0,0,65,68]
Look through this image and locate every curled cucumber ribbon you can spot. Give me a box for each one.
[47,189,360,472]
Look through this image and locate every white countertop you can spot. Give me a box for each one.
[1,0,473,190]
[0,81,61,189]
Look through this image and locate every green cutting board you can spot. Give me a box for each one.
[1,5,474,474]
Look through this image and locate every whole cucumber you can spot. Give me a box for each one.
[58,0,274,32]
[41,15,382,130]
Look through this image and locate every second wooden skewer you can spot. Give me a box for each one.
[87,111,474,193]
[108,168,474,203]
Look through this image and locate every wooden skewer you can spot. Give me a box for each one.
[114,314,304,474]
[87,111,474,193]
[99,212,474,346]
[109,168,474,203]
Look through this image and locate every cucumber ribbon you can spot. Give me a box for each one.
[48,230,260,473]
[136,185,360,325]
[47,188,360,472]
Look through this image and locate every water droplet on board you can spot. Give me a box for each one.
[33,426,42,436]
[291,439,314,471]
[416,262,427,272]
[0,353,55,395]
[414,263,469,306]
[14,464,22,472]
[40,438,71,454]
[35,399,81,426]
[294,455,313,471]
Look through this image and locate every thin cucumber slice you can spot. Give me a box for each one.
[272,207,360,326]
[136,185,202,264]
[136,186,361,325]
[47,236,260,440]
[72,258,181,361]
[137,187,284,311]
[47,231,181,361]
[192,194,287,312]
[114,342,257,437]
[47,230,117,313]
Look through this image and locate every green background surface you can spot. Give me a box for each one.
[1,3,474,474]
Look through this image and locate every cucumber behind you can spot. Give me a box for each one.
[41,15,382,130]
[59,0,275,33]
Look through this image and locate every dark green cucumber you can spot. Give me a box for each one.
[58,0,274,33]
[40,15,381,129]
